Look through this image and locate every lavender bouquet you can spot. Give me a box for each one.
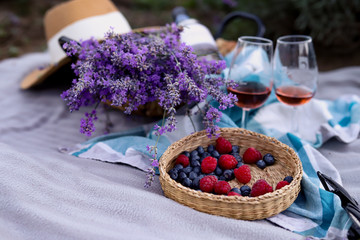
[61,23,236,186]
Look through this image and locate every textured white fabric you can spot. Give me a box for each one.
[0,52,359,239]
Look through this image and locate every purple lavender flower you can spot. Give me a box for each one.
[79,110,97,136]
[144,167,156,188]
[62,23,237,187]
[203,107,222,138]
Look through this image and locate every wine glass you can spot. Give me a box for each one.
[227,36,273,129]
[273,35,318,136]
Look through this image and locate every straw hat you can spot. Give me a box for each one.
[21,0,131,89]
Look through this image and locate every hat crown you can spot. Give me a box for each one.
[45,0,131,64]
[21,0,131,89]
[44,0,120,40]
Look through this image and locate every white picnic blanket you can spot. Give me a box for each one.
[0,52,359,240]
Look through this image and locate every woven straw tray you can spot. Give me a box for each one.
[159,128,303,220]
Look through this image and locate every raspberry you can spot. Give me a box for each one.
[228,191,241,196]
[199,175,218,193]
[266,184,273,193]
[234,165,251,184]
[215,137,232,154]
[218,154,238,170]
[276,180,289,190]
[243,147,262,164]
[251,179,273,197]
[201,156,217,174]
[175,154,189,167]
[214,181,231,195]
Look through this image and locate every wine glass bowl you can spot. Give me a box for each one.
[227,36,273,129]
[273,35,318,135]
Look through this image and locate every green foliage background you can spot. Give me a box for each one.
[127,0,360,50]
[0,0,359,68]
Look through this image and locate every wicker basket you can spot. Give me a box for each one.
[159,128,303,220]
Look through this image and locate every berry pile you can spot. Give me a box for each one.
[167,137,293,197]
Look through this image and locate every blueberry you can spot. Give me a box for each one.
[190,160,201,167]
[223,169,235,181]
[284,176,293,183]
[168,169,178,180]
[207,145,215,152]
[231,145,240,154]
[240,185,251,196]
[200,152,211,161]
[182,177,192,188]
[182,166,193,175]
[174,164,183,171]
[256,160,266,169]
[178,171,187,182]
[214,166,223,176]
[188,171,198,180]
[234,155,243,163]
[181,151,190,158]
[236,161,243,168]
[263,153,275,166]
[190,154,201,162]
[190,150,199,158]
[219,176,226,181]
[211,150,220,159]
[230,187,241,195]
[196,146,205,155]
[192,176,202,189]
[192,166,201,174]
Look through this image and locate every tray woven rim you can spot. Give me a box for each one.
[159,127,303,220]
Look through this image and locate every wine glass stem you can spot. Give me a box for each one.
[241,109,248,129]
[292,106,299,135]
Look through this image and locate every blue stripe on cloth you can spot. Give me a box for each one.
[327,97,360,126]
[83,126,148,144]
[72,142,97,157]
[72,126,148,157]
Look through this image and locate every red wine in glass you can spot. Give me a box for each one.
[227,36,273,129]
[227,81,271,109]
[275,85,314,106]
[274,35,318,136]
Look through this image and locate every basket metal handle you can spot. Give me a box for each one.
[214,11,266,39]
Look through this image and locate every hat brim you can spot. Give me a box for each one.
[21,57,71,89]
[21,27,164,90]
